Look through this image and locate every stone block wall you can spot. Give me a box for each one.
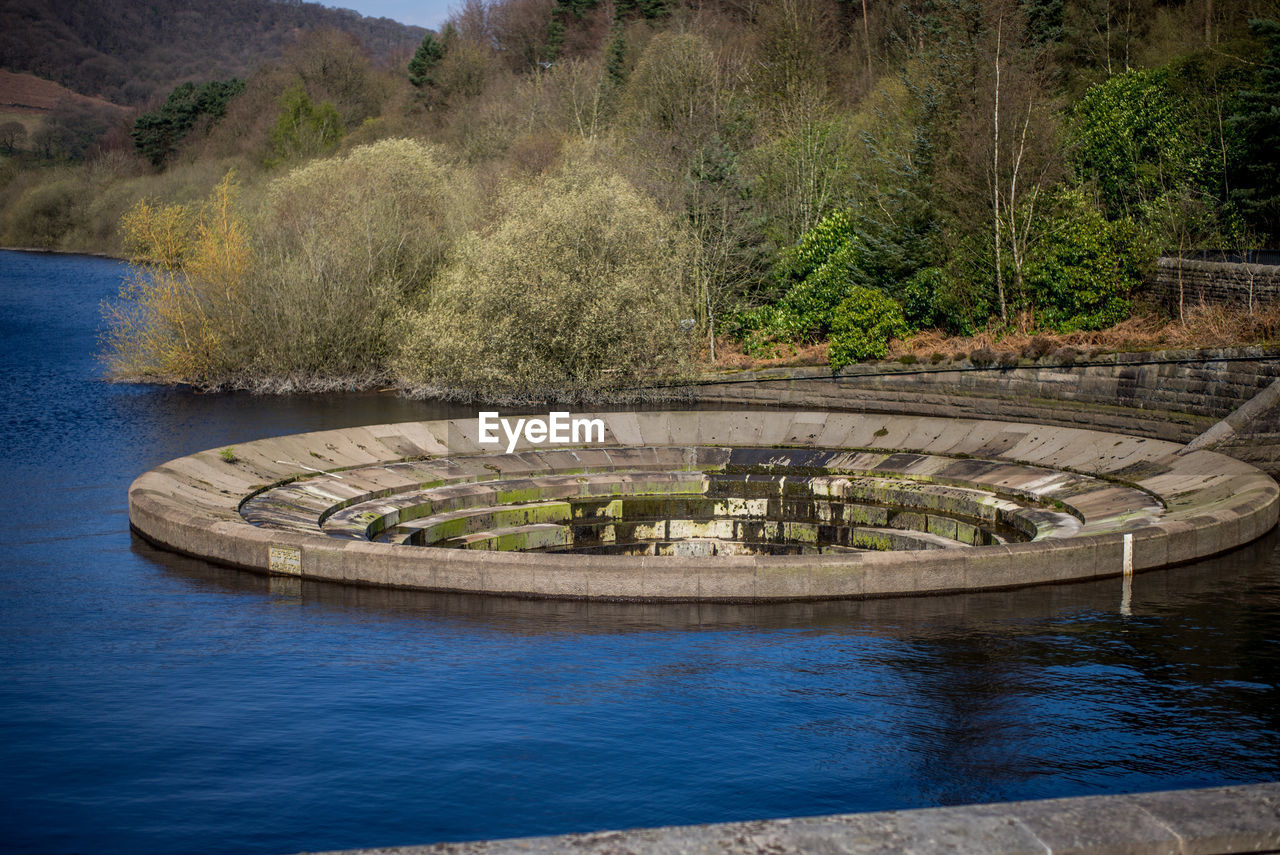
[1149,257,1280,310]
[677,347,1280,475]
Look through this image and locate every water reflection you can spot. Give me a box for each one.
[134,528,1280,815]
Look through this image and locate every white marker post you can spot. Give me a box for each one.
[1120,532,1134,616]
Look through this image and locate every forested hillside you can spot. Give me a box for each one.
[3,0,1280,397]
[0,0,424,104]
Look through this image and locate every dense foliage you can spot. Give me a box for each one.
[132,79,245,165]
[398,156,694,399]
[2,0,1278,393]
[104,141,476,388]
[829,288,909,368]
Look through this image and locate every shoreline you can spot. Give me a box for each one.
[0,245,123,260]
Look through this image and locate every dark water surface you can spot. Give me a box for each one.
[1,249,1278,854]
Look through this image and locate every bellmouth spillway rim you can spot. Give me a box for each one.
[127,411,1279,601]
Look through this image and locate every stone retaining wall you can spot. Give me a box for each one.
[678,347,1280,475]
[1150,256,1280,310]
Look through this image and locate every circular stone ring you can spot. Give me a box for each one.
[128,411,1279,601]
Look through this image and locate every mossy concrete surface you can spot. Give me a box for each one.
[128,411,1278,601]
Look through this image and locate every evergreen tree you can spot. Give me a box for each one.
[606,25,627,85]
[1227,19,1280,242]
[131,78,244,166]
[408,32,446,89]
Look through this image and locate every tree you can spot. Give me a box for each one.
[284,29,387,128]
[751,0,837,99]
[31,98,122,161]
[268,83,342,163]
[621,32,723,149]
[1060,0,1152,78]
[408,32,446,89]
[746,85,853,246]
[247,139,474,380]
[491,0,556,72]
[131,78,245,166]
[1068,68,1209,220]
[686,140,767,361]
[398,158,694,398]
[1227,19,1280,242]
[0,121,26,154]
[606,24,628,85]
[983,9,1060,324]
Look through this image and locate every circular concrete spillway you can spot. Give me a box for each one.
[128,411,1280,601]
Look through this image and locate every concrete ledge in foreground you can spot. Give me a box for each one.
[306,782,1280,855]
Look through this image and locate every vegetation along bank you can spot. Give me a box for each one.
[3,0,1279,399]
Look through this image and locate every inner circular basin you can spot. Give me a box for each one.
[376,468,1039,555]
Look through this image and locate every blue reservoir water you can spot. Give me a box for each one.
[1,249,1278,854]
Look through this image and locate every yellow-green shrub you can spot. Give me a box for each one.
[241,137,475,382]
[398,157,694,399]
[103,139,476,389]
[102,172,249,384]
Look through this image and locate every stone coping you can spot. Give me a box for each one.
[304,781,1280,855]
[681,344,1280,384]
[128,411,1279,601]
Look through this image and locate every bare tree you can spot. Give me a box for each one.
[975,0,1061,326]
[992,13,1005,320]
[0,121,26,154]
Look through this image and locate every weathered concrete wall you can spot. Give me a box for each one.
[1150,256,1280,310]
[679,347,1280,475]
[310,781,1280,855]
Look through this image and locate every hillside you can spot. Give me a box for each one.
[0,0,426,105]
[0,71,127,115]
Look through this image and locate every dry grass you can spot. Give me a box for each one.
[703,337,830,370]
[702,302,1280,371]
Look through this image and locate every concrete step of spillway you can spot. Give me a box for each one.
[239,446,1149,549]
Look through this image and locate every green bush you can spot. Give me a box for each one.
[828,287,908,369]
[737,210,869,352]
[1024,189,1150,332]
[775,241,864,339]
[268,84,342,164]
[1068,68,1209,220]
[775,209,856,284]
[244,138,474,381]
[899,266,949,330]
